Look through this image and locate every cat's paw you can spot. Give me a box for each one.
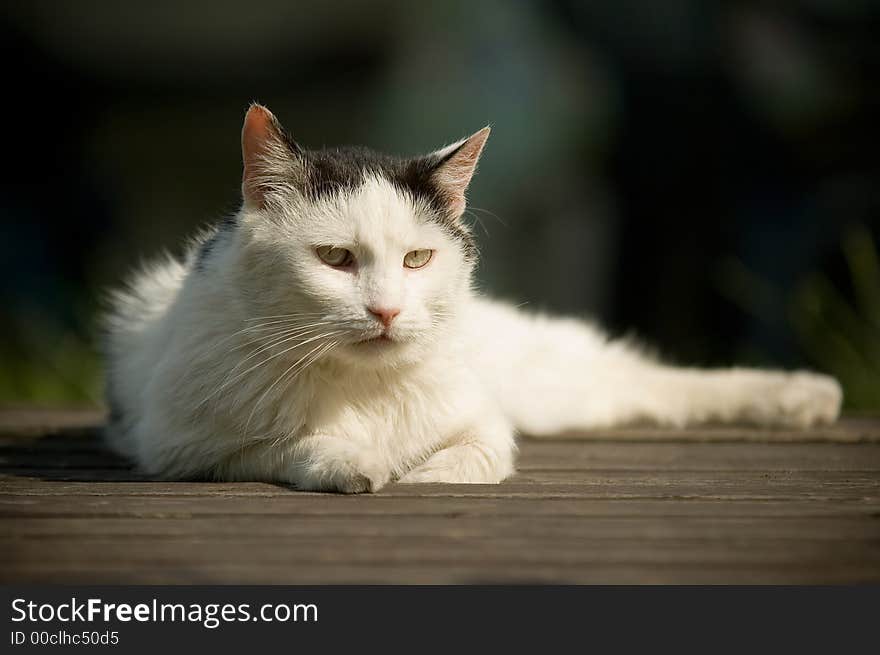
[397,466,460,484]
[397,443,514,484]
[294,437,390,493]
[302,460,389,494]
[764,372,843,428]
[330,469,387,494]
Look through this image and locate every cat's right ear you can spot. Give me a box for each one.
[425,127,490,221]
[241,104,304,209]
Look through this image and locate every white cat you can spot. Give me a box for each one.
[103,104,843,492]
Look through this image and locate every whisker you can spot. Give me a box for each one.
[469,205,508,227]
[224,325,329,382]
[278,340,339,399]
[231,321,331,354]
[197,330,343,409]
[203,315,328,354]
[243,338,339,434]
[207,323,333,410]
[463,209,490,238]
[244,312,329,322]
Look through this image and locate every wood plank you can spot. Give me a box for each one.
[3,533,876,566]
[0,408,104,437]
[3,515,878,540]
[0,453,133,469]
[3,536,878,583]
[2,471,877,501]
[2,496,877,519]
[517,442,880,471]
[2,561,876,585]
[549,416,880,443]
[3,441,880,472]
[0,435,109,452]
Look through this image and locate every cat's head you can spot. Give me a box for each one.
[231,104,489,368]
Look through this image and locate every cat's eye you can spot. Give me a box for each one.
[316,246,354,267]
[403,249,433,269]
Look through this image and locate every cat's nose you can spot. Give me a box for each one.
[367,306,401,329]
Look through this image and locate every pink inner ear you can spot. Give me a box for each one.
[241,105,272,207]
[241,104,281,208]
[242,105,274,155]
[433,127,490,218]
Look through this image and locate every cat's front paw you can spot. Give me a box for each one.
[294,437,390,493]
[771,372,843,428]
[398,442,514,484]
[301,460,389,494]
[332,466,389,494]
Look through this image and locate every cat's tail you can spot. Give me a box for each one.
[465,296,843,434]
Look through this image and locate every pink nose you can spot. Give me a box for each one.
[367,306,401,329]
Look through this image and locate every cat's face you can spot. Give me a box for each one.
[234,105,488,368]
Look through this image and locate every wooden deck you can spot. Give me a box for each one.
[2,409,879,584]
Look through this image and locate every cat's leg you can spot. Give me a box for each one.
[397,415,516,484]
[663,368,843,428]
[469,298,843,434]
[289,435,392,493]
[216,434,391,493]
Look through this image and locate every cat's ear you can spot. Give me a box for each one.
[241,103,304,209]
[428,126,490,219]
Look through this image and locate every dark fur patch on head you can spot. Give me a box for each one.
[194,214,238,271]
[299,147,477,261]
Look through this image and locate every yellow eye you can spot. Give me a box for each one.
[403,249,433,269]
[316,246,354,267]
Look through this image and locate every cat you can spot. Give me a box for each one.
[102,104,843,493]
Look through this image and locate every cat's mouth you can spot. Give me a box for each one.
[355,334,394,346]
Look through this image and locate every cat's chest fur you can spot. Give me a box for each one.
[288,355,486,463]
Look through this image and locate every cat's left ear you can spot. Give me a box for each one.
[427,127,490,219]
[241,103,305,209]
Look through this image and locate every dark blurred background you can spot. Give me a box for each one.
[1,0,878,408]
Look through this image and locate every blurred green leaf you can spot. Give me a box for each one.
[722,223,880,411]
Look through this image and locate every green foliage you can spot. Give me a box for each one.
[0,317,102,406]
[790,225,880,410]
[720,224,880,411]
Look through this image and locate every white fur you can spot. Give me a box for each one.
[104,172,842,493]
